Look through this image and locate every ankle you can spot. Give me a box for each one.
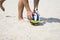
[18,18,23,20]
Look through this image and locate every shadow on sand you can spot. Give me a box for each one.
[32,17,60,26]
[5,16,60,26]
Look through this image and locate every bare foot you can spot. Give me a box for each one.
[0,0,5,11]
[1,6,5,11]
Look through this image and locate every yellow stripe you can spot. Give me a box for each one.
[30,20,40,23]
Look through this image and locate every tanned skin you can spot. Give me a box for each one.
[18,0,39,20]
[0,0,5,11]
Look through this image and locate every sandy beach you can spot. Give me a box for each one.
[0,0,60,40]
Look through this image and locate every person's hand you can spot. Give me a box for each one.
[27,10,33,20]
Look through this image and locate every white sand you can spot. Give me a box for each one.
[0,0,60,40]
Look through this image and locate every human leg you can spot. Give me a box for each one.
[0,0,5,11]
[18,0,24,20]
[34,0,39,12]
